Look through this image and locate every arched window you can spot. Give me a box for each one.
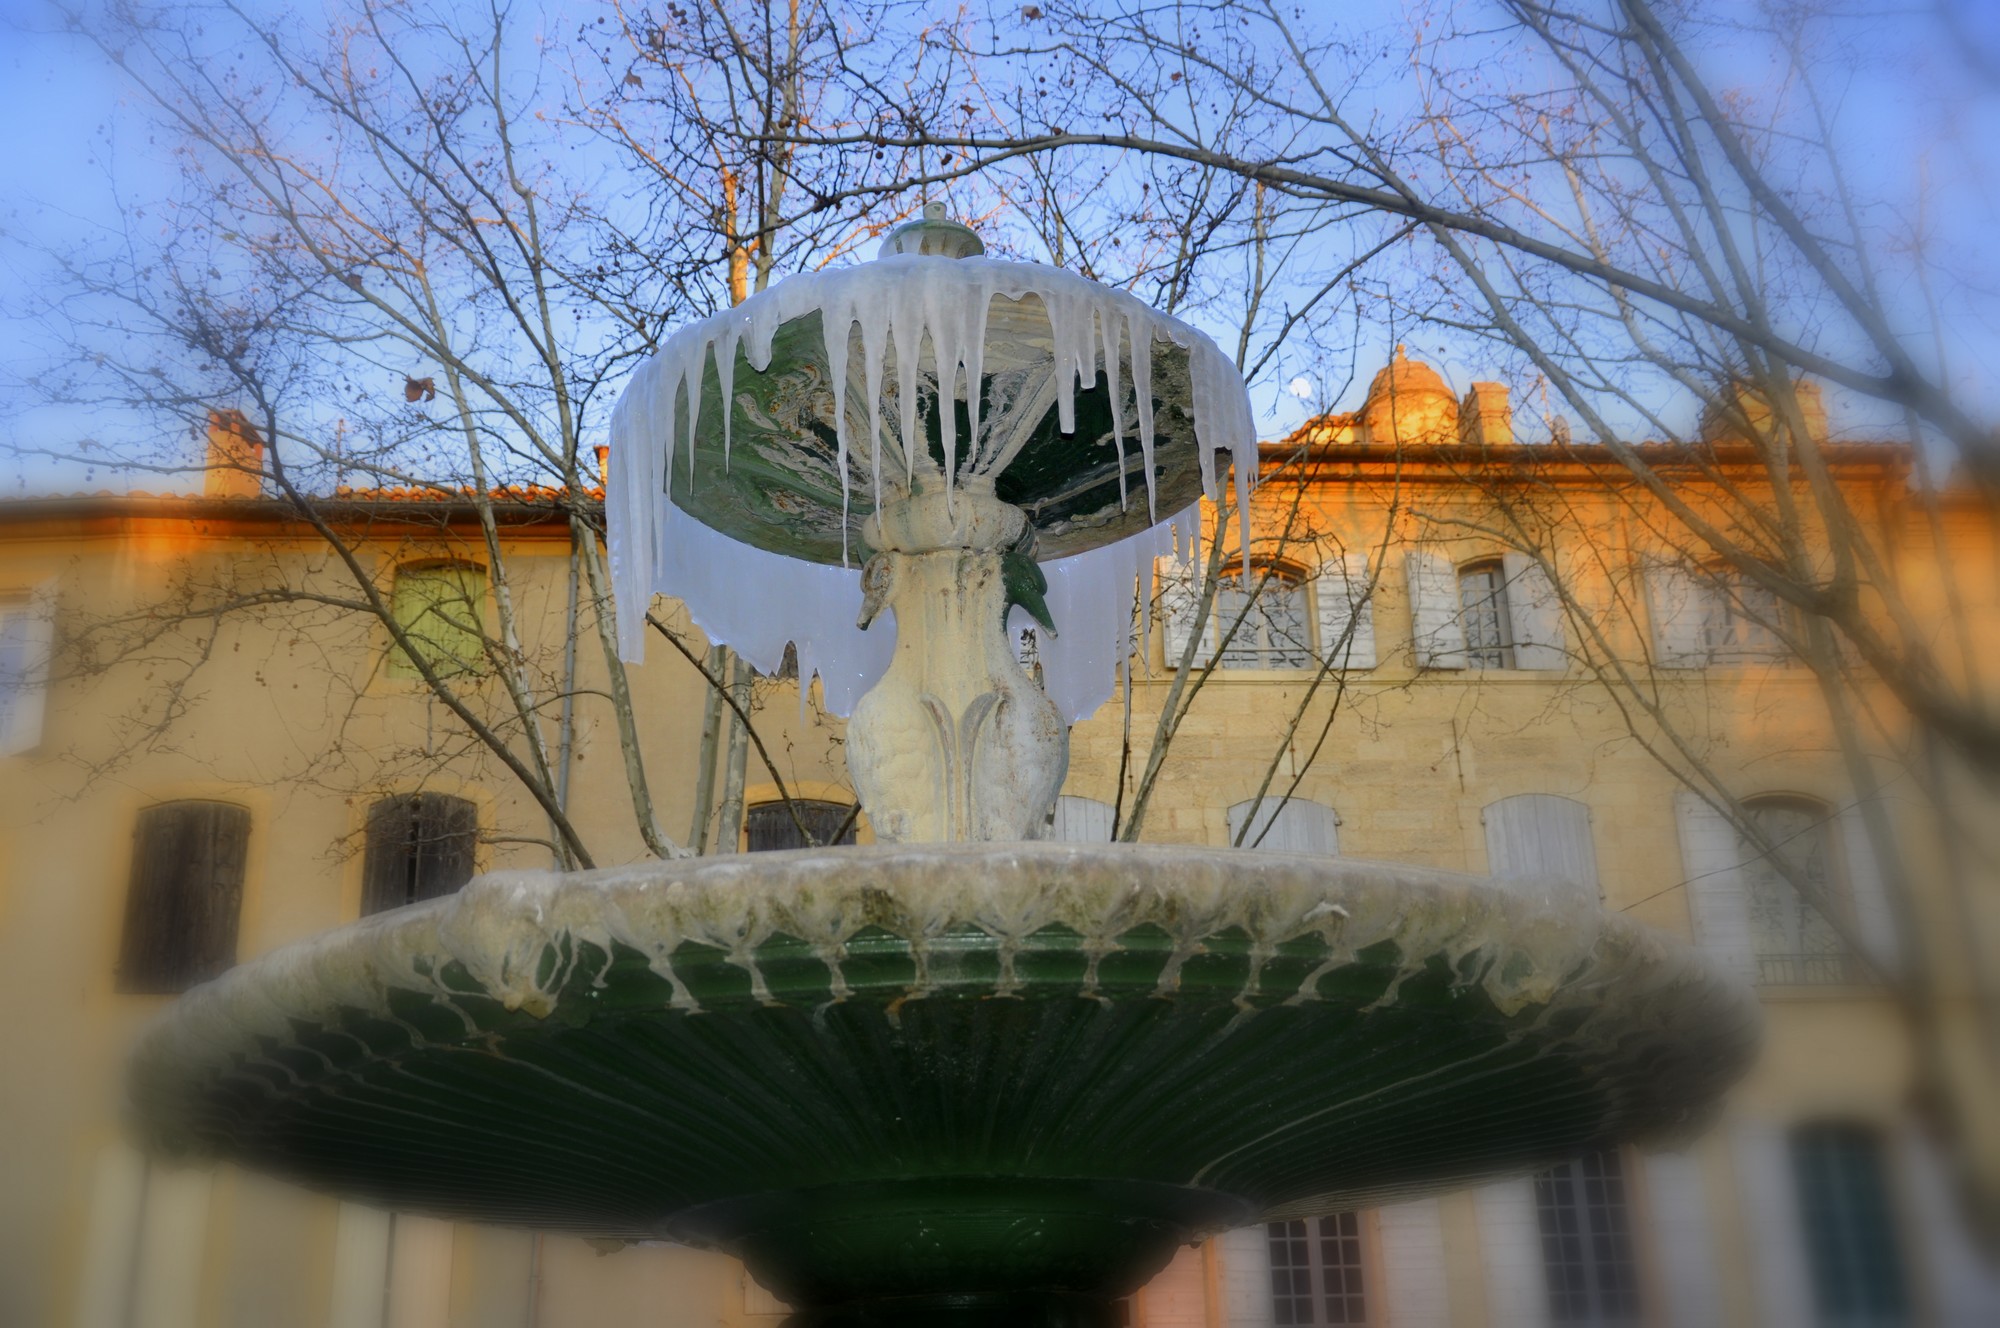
[1216,567,1313,669]
[117,800,251,993]
[1457,559,1515,669]
[1740,797,1853,985]
[1228,798,1339,854]
[1047,795,1114,842]
[388,563,486,678]
[745,799,858,851]
[362,793,478,915]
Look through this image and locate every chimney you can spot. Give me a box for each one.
[1458,382,1513,446]
[1701,378,1828,447]
[204,409,265,498]
[595,444,610,488]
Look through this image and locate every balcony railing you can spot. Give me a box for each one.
[1757,951,1864,986]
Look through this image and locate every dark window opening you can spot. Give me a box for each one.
[1792,1122,1911,1327]
[1267,1213,1367,1326]
[362,793,478,915]
[745,799,859,852]
[117,800,251,994]
[1536,1149,1642,1325]
[1458,560,1516,669]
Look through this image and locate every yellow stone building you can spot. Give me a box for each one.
[1,355,1995,1326]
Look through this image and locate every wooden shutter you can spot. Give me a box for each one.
[1644,1150,1724,1328]
[1840,802,1901,979]
[1500,552,1565,670]
[1673,789,1756,982]
[1404,550,1466,669]
[1156,555,1212,668]
[1645,562,1710,668]
[328,1204,394,1328]
[0,581,56,756]
[1048,795,1114,843]
[363,794,477,914]
[1732,1119,1815,1328]
[745,799,858,851]
[1374,1198,1451,1328]
[1482,794,1599,908]
[117,801,250,993]
[1227,798,1339,854]
[1312,552,1377,670]
[1475,1178,1550,1328]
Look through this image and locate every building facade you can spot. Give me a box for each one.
[2,357,1996,1326]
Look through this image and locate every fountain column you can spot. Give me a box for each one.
[847,477,1067,842]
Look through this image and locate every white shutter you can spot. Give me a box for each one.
[330,1203,395,1328]
[1216,1226,1274,1328]
[1899,1124,2000,1326]
[1840,802,1902,979]
[1375,1198,1451,1328]
[1644,1149,1724,1328]
[1500,552,1566,670]
[387,1215,454,1328]
[1049,795,1114,843]
[1674,789,1757,983]
[1646,562,1710,668]
[1482,794,1599,909]
[1156,555,1212,669]
[0,581,55,756]
[1405,550,1466,669]
[1475,1178,1550,1328]
[1313,552,1377,670]
[1732,1119,1814,1328]
[76,1144,148,1328]
[1227,798,1339,854]
[133,1164,213,1328]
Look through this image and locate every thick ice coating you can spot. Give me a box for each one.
[606,254,1257,717]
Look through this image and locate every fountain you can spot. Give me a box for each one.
[127,206,1759,1328]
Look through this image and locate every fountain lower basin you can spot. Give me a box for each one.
[127,843,1758,1327]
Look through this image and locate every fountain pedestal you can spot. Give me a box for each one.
[849,482,1067,843]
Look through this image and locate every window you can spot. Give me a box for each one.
[745,799,858,851]
[1791,1123,1911,1327]
[1268,1214,1368,1326]
[1457,560,1515,668]
[1703,571,1789,662]
[1217,569,1314,669]
[0,590,54,755]
[117,801,251,994]
[1228,798,1339,854]
[1741,798,1856,985]
[1483,794,1600,910]
[361,794,478,915]
[1647,562,1790,667]
[389,564,486,678]
[1535,1150,1643,1326]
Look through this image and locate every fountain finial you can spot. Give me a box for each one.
[880,200,986,258]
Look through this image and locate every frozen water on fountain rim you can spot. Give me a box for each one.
[607,254,1254,720]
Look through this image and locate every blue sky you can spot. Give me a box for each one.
[3,0,1998,492]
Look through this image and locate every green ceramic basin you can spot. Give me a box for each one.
[128,844,1757,1328]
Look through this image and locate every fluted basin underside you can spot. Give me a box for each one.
[129,845,1757,1328]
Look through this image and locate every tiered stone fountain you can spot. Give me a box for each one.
[128,206,1758,1328]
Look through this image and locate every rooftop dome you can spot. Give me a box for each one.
[1361,345,1460,444]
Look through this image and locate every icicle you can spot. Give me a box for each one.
[823,308,852,566]
[716,317,739,470]
[1099,307,1127,512]
[1127,307,1157,523]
